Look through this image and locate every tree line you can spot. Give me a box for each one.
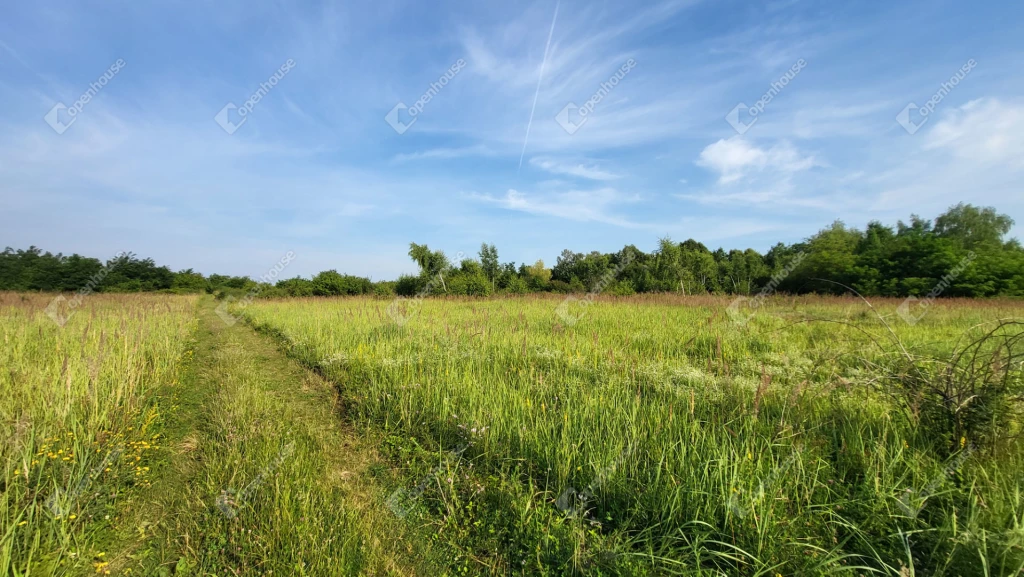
[2,203,1021,298]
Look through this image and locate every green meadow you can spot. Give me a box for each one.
[3,292,1023,575]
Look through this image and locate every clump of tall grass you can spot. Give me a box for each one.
[0,293,196,575]
[874,320,1024,457]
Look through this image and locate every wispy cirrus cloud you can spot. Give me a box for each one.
[467,187,642,228]
[391,144,499,163]
[529,156,622,180]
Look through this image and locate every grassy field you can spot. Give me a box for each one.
[3,292,1023,576]
[1,293,197,575]
[239,294,1024,576]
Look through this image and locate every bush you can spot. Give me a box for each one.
[549,280,572,293]
[504,276,529,295]
[372,282,396,298]
[395,275,425,297]
[311,270,372,296]
[607,280,636,296]
[276,277,315,297]
[448,273,491,296]
[878,319,1024,456]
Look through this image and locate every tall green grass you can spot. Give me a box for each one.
[1,292,197,575]
[242,294,1024,575]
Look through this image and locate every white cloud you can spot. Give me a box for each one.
[924,98,1024,169]
[529,156,622,180]
[391,145,498,163]
[696,137,816,183]
[468,187,642,228]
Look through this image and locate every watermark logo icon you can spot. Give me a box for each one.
[44,295,73,327]
[896,445,974,519]
[727,447,800,519]
[214,251,296,326]
[725,295,755,325]
[44,104,76,135]
[46,446,124,518]
[216,441,296,519]
[384,103,416,134]
[214,59,296,135]
[385,251,464,326]
[214,295,240,326]
[43,59,126,135]
[555,103,588,135]
[896,103,927,135]
[554,295,588,326]
[385,296,422,326]
[44,250,126,328]
[386,443,470,518]
[555,445,633,520]
[555,59,636,136]
[896,296,927,325]
[385,487,417,518]
[724,59,806,135]
[214,103,246,135]
[896,59,976,135]
[385,59,466,135]
[895,251,976,325]
[726,252,805,326]
[554,252,633,325]
[725,103,757,135]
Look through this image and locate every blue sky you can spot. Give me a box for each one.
[1,0,1022,280]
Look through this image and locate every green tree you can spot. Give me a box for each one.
[934,203,1014,250]
[479,243,500,291]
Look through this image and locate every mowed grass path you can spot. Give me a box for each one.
[2,294,444,576]
[133,298,439,576]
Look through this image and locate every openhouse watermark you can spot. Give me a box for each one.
[46,446,124,518]
[386,442,470,518]
[726,252,806,325]
[728,446,802,519]
[44,59,127,135]
[555,252,634,326]
[896,251,976,325]
[44,251,126,327]
[555,58,637,135]
[216,441,296,519]
[215,59,296,135]
[386,251,465,326]
[215,251,296,326]
[385,59,467,134]
[555,445,633,520]
[726,59,807,135]
[897,444,974,519]
[896,59,977,135]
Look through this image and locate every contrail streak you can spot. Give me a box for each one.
[518,1,560,173]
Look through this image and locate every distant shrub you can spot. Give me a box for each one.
[372,282,395,298]
[608,280,636,296]
[448,273,491,296]
[276,277,314,297]
[549,280,572,293]
[395,275,424,297]
[504,276,528,295]
[311,270,372,296]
